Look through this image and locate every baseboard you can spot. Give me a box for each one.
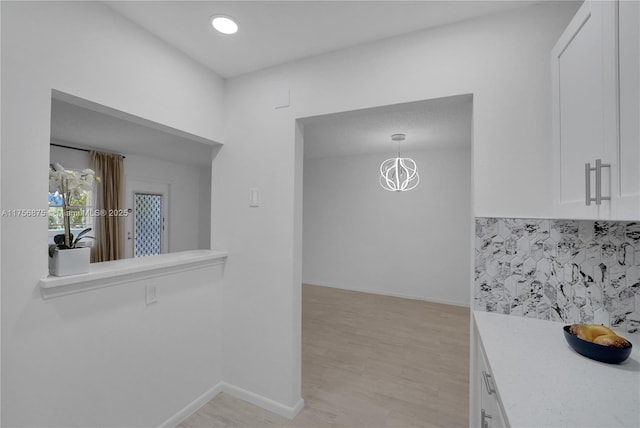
[221,382,305,420]
[158,381,223,428]
[160,381,304,427]
[303,282,470,308]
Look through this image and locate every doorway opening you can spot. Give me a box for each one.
[295,94,473,426]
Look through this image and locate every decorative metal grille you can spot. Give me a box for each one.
[134,193,162,257]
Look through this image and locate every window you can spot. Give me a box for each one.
[48,170,94,242]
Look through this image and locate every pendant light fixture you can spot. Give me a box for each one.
[379,134,419,192]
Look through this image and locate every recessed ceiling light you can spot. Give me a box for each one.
[211,15,238,35]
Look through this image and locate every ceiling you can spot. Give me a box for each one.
[302,94,472,159]
[94,2,527,159]
[50,97,216,167]
[105,1,540,78]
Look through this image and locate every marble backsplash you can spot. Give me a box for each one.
[475,218,640,334]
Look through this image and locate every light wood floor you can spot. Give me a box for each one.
[179,284,470,428]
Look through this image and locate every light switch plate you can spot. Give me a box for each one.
[250,188,259,207]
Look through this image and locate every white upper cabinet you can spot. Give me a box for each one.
[552,1,639,220]
[616,0,640,220]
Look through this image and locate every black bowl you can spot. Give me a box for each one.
[563,326,632,364]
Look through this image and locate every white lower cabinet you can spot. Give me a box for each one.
[476,338,507,428]
[472,312,639,427]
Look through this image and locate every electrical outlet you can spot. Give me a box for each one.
[146,284,157,305]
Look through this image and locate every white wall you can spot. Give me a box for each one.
[50,142,91,171]
[303,149,471,306]
[199,166,213,250]
[216,0,579,413]
[1,2,225,426]
[1,0,582,425]
[124,153,211,253]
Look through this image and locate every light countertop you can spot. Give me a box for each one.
[474,311,640,428]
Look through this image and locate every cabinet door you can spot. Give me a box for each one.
[478,345,506,428]
[614,0,640,220]
[552,1,616,219]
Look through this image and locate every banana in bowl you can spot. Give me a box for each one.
[564,324,632,364]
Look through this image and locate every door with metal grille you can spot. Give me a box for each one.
[133,193,164,257]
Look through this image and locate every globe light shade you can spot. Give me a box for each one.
[380,156,419,192]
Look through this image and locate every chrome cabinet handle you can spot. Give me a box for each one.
[481,409,493,428]
[585,162,592,206]
[585,159,611,206]
[482,370,496,395]
[595,159,610,205]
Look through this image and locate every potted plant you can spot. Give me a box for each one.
[48,164,99,276]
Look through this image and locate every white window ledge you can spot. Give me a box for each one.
[39,249,228,300]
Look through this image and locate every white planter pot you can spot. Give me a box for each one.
[48,247,91,277]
